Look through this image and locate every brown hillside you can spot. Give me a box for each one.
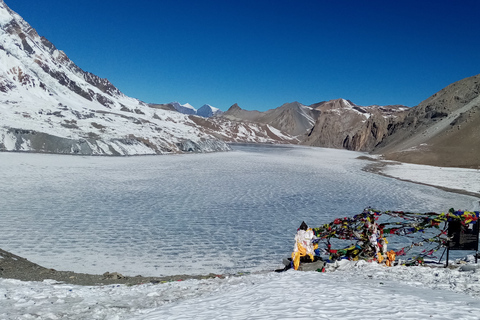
[373,74,480,168]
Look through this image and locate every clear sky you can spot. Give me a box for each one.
[7,0,480,111]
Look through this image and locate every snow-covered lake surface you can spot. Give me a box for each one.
[1,144,478,277]
[1,145,480,319]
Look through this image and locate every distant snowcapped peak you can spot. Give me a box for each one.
[170,102,197,115]
[197,104,223,118]
[183,103,195,110]
[169,102,222,117]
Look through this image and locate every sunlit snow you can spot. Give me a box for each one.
[1,145,480,319]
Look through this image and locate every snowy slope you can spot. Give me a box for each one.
[2,258,480,320]
[170,101,197,115]
[189,114,298,144]
[197,104,223,117]
[0,0,230,155]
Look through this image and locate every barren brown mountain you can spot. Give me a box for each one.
[373,74,480,168]
[222,102,320,136]
[302,99,408,152]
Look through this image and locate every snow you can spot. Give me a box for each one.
[2,263,480,319]
[196,104,223,117]
[171,102,223,118]
[0,2,231,155]
[139,267,480,320]
[266,124,293,140]
[0,1,13,26]
[0,145,478,277]
[183,102,195,110]
[1,145,480,319]
[381,162,480,196]
[297,104,316,127]
[171,102,197,115]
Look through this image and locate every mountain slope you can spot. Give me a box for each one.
[260,102,319,136]
[0,0,230,155]
[217,100,408,150]
[301,99,408,151]
[222,102,319,137]
[171,102,197,115]
[197,104,223,118]
[222,103,264,122]
[189,114,298,144]
[373,74,480,168]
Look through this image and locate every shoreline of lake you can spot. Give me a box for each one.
[359,156,480,200]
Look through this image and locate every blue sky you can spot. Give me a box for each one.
[8,0,480,111]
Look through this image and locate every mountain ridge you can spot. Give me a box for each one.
[372,74,480,168]
[1,0,478,168]
[302,99,409,152]
[0,0,231,155]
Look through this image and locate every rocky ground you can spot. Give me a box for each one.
[0,248,225,286]
[0,247,327,286]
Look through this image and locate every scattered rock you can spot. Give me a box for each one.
[103,272,126,280]
[298,260,325,272]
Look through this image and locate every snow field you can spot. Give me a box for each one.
[381,161,480,196]
[140,268,480,320]
[2,263,480,320]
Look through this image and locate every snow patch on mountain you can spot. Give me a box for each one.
[0,1,230,155]
[171,102,223,118]
[171,102,197,115]
[197,104,223,117]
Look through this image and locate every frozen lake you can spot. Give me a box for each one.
[0,145,478,276]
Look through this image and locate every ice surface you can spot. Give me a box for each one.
[2,145,480,319]
[0,145,478,278]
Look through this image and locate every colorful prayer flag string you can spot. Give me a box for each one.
[309,207,480,266]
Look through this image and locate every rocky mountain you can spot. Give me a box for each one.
[373,74,480,168]
[192,98,407,150]
[217,99,408,151]
[196,104,223,118]
[189,113,298,144]
[171,102,197,115]
[0,0,231,155]
[147,103,177,112]
[303,99,409,151]
[222,102,319,137]
[1,1,478,168]
[221,79,479,169]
